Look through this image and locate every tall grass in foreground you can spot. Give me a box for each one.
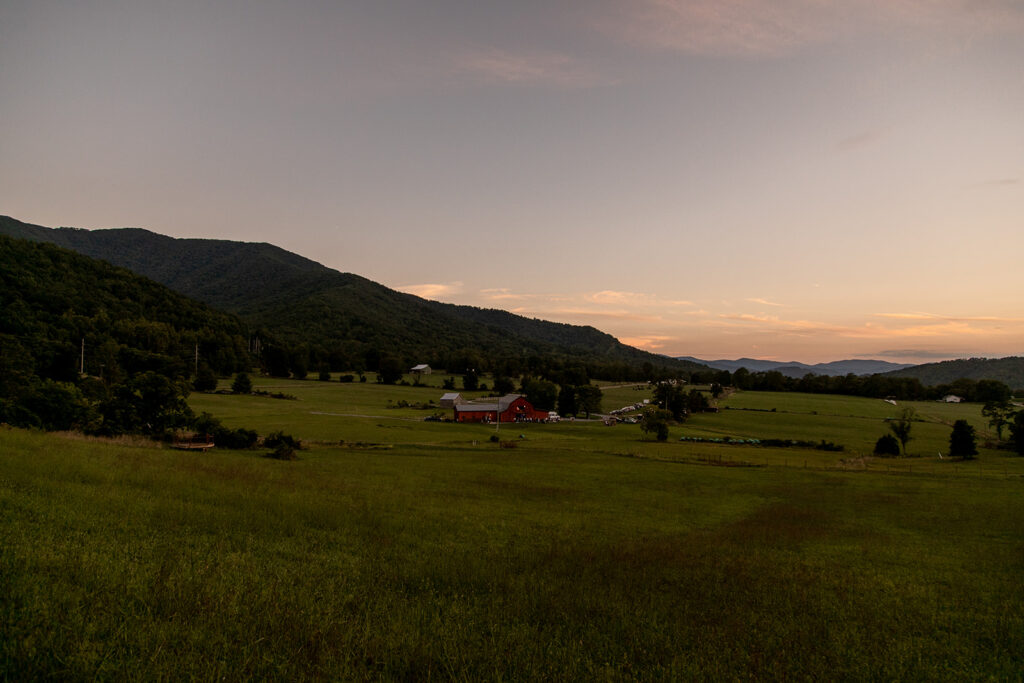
[2,427,1022,679]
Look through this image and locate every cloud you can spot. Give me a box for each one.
[586,290,693,306]
[867,349,968,360]
[452,48,612,87]
[875,312,1024,323]
[619,335,674,350]
[397,281,463,299]
[972,178,1019,188]
[745,297,786,307]
[598,0,1024,57]
[837,127,889,152]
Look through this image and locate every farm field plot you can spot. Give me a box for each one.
[191,379,1018,474]
[2,425,1023,679]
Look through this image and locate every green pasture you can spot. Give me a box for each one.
[190,377,1021,476]
[2,423,1023,679]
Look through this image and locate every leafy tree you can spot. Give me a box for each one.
[652,382,687,421]
[710,382,723,398]
[982,400,1014,441]
[231,372,252,394]
[576,384,603,419]
[948,419,978,459]
[640,407,672,441]
[521,377,558,411]
[557,385,578,417]
[378,356,403,385]
[975,379,1011,404]
[462,369,479,391]
[686,389,709,414]
[263,346,291,377]
[1009,411,1024,456]
[442,377,456,390]
[317,365,331,381]
[888,407,915,455]
[194,364,218,392]
[873,434,901,456]
[492,375,515,395]
[100,372,193,436]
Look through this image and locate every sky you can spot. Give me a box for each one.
[2,0,1022,364]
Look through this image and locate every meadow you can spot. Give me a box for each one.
[2,376,1022,679]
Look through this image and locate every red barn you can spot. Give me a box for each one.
[453,394,547,423]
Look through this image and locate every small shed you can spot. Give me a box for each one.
[943,395,963,403]
[411,364,432,375]
[440,392,465,409]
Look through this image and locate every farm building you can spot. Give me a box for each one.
[452,394,548,423]
[411,364,432,375]
[440,392,465,409]
[942,395,963,403]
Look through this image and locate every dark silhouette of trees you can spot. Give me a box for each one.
[948,420,978,459]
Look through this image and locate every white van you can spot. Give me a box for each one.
[547,411,560,422]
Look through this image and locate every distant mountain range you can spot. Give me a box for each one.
[0,216,706,376]
[677,357,914,378]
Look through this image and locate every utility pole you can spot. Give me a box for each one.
[80,338,85,375]
[195,343,199,376]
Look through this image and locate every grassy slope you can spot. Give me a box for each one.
[2,419,1022,679]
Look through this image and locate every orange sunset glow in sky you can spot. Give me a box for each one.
[2,1,1021,363]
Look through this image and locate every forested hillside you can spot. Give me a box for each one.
[882,357,1024,391]
[0,234,251,431]
[0,216,706,379]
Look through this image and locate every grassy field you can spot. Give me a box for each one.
[3,379,1023,679]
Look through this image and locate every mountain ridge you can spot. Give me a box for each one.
[0,215,706,377]
[677,356,914,378]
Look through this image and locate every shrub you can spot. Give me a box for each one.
[874,434,901,456]
[338,374,355,383]
[264,431,302,451]
[231,372,252,394]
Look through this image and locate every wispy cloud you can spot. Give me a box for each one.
[868,349,969,360]
[619,335,674,350]
[745,297,786,307]
[452,48,612,87]
[972,178,1019,188]
[837,126,889,152]
[587,290,693,306]
[875,312,1024,323]
[598,0,1024,57]
[397,281,463,299]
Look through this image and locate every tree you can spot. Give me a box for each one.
[1009,411,1024,456]
[193,364,218,392]
[975,379,1011,404]
[462,369,479,391]
[653,382,687,421]
[442,377,456,390]
[493,375,515,395]
[378,356,403,385]
[640,408,672,441]
[888,407,915,455]
[873,434,901,456]
[982,400,1014,441]
[317,365,331,381]
[576,384,603,419]
[521,377,558,411]
[231,372,252,394]
[557,384,578,417]
[948,419,978,459]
